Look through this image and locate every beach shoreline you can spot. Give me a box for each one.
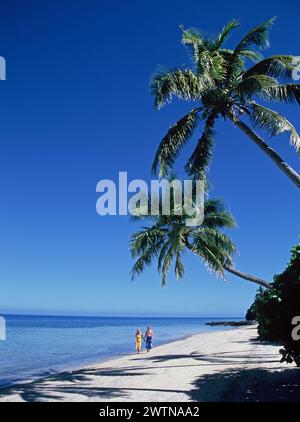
[0,314,246,391]
[0,324,241,392]
[1,325,299,402]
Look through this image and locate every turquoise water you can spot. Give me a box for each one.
[0,315,242,388]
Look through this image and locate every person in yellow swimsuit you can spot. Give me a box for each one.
[135,329,143,354]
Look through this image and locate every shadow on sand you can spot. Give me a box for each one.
[0,351,299,402]
[0,366,147,402]
[189,367,300,402]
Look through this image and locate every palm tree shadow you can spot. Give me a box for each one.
[134,351,280,366]
[0,366,148,402]
[1,353,298,402]
[189,368,300,402]
[18,385,130,402]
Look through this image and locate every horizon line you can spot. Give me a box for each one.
[0,312,244,319]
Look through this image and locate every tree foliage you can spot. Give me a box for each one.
[130,196,236,286]
[246,241,300,366]
[151,18,300,181]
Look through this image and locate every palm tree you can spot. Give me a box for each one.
[130,198,272,290]
[151,18,300,188]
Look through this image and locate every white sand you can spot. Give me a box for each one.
[0,325,299,402]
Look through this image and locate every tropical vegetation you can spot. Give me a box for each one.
[246,240,300,366]
[150,18,300,187]
[130,195,271,289]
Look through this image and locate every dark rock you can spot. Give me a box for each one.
[205,320,256,327]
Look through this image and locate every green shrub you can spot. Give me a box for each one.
[246,242,300,366]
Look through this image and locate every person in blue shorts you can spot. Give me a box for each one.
[144,326,153,352]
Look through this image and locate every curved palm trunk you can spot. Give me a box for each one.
[224,265,272,290]
[228,114,300,189]
[185,242,272,290]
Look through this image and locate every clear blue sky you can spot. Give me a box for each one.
[0,0,299,317]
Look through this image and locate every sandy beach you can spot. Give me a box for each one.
[0,325,299,402]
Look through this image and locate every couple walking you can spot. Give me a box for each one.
[135,326,153,354]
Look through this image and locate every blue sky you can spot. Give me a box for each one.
[0,0,299,316]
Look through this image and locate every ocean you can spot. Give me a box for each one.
[0,314,242,388]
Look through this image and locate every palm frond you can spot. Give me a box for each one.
[181,26,216,52]
[239,49,264,63]
[204,198,225,214]
[202,210,237,229]
[191,229,236,275]
[234,17,276,52]
[214,20,240,49]
[190,236,226,276]
[220,48,263,83]
[180,26,227,80]
[261,84,300,105]
[181,26,207,47]
[150,67,202,110]
[209,51,227,80]
[191,49,225,81]
[157,242,170,272]
[185,124,214,178]
[225,18,275,84]
[175,252,184,280]
[243,55,298,80]
[131,240,164,279]
[152,109,200,176]
[130,227,165,258]
[204,230,236,260]
[233,74,278,101]
[161,244,175,286]
[250,103,300,150]
[180,26,210,70]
